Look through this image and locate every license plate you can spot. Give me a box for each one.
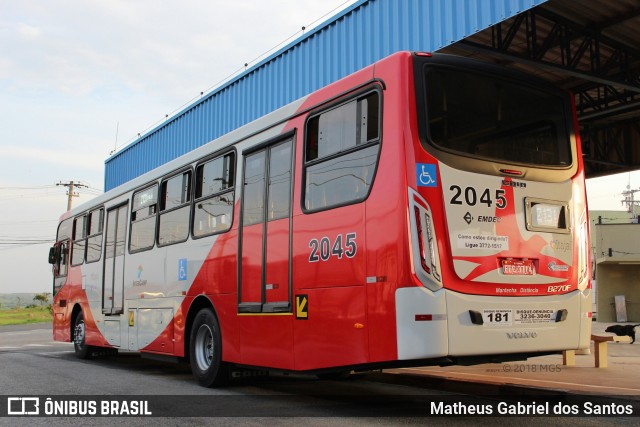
[502,259,535,276]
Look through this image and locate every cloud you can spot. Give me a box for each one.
[3,145,105,170]
[16,22,41,39]
[0,0,359,293]
[2,0,356,99]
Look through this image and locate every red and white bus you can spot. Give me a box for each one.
[50,52,592,387]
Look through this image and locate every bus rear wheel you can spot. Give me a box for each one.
[316,371,352,380]
[73,311,93,359]
[189,308,228,387]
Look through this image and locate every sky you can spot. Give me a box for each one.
[0,0,638,294]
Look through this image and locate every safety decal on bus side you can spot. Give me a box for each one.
[295,295,308,320]
[416,163,437,187]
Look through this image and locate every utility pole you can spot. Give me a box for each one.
[621,186,640,220]
[57,181,88,211]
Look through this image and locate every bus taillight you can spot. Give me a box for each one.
[409,189,442,289]
[414,207,431,274]
[578,212,590,291]
[423,212,440,281]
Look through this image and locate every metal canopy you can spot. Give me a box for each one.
[441,0,640,178]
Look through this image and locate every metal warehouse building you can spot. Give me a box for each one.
[105,0,640,190]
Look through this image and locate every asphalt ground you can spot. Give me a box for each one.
[2,320,638,397]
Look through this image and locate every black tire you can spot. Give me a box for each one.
[73,311,93,359]
[316,370,352,380]
[189,308,228,387]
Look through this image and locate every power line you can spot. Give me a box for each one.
[0,241,53,251]
[0,238,54,244]
[0,240,55,244]
[0,185,58,190]
[0,193,61,201]
[0,235,54,239]
[0,219,58,226]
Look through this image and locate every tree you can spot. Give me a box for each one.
[33,293,50,307]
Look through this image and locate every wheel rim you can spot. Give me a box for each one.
[74,319,85,349]
[194,324,214,371]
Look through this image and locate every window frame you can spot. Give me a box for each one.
[54,218,72,279]
[157,167,193,247]
[191,149,237,240]
[85,207,104,264]
[240,134,295,227]
[129,183,159,254]
[241,149,267,227]
[71,214,87,267]
[302,87,383,214]
[266,138,294,222]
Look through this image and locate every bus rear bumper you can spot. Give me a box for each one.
[395,287,591,360]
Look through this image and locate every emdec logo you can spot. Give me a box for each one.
[502,178,527,188]
[7,397,40,415]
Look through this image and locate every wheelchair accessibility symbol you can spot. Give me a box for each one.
[178,258,188,281]
[416,163,437,187]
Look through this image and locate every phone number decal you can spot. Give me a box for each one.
[457,233,509,251]
[515,309,556,324]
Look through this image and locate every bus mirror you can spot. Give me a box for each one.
[48,246,57,264]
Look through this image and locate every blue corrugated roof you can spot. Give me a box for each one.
[105,0,548,190]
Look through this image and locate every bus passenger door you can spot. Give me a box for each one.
[239,137,294,313]
[103,204,128,315]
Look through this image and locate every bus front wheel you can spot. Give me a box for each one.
[189,308,228,387]
[73,311,93,359]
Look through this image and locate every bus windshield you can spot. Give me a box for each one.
[423,66,572,167]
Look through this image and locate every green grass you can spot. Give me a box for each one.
[0,306,52,326]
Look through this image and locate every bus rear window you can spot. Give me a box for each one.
[423,67,572,167]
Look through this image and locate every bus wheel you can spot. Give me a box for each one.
[316,371,352,380]
[189,308,228,387]
[73,311,92,359]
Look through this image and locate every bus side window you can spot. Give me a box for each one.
[243,151,266,226]
[268,140,292,221]
[56,241,69,277]
[193,152,235,238]
[86,208,104,263]
[53,218,72,280]
[304,91,380,211]
[130,185,158,252]
[71,215,86,267]
[158,170,191,246]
